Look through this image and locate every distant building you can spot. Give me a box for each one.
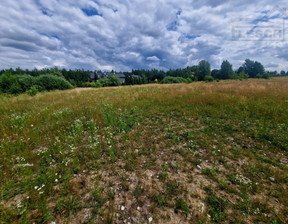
[114,73,126,83]
[89,71,127,83]
[89,72,96,82]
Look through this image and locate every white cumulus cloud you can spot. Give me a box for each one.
[0,0,287,71]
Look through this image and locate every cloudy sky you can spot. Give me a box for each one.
[0,0,287,72]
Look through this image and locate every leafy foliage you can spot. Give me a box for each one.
[107,74,121,86]
[0,58,284,96]
[0,72,22,94]
[82,81,102,88]
[160,76,188,84]
[0,72,73,94]
[234,71,249,80]
[198,60,211,81]
[243,59,265,78]
[18,75,37,91]
[35,75,74,91]
[219,60,233,79]
[204,75,214,82]
[26,86,39,96]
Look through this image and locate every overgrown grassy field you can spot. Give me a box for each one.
[1,78,288,224]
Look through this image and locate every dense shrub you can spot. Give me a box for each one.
[82,81,102,88]
[17,75,36,91]
[107,75,121,86]
[186,75,198,83]
[160,76,188,84]
[233,71,249,80]
[0,72,74,94]
[262,73,271,79]
[8,82,22,95]
[256,73,271,79]
[97,75,122,87]
[98,78,110,87]
[0,72,22,94]
[26,86,39,96]
[190,75,198,82]
[0,72,16,92]
[124,74,147,85]
[204,75,214,82]
[35,75,74,91]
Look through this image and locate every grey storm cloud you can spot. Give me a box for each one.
[0,0,287,71]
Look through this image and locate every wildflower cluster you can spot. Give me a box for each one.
[235,174,252,185]
[52,108,71,120]
[10,113,27,129]
[34,184,45,195]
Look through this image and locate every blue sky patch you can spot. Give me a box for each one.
[52,35,60,40]
[41,8,53,17]
[82,8,102,17]
[176,9,182,16]
[185,34,200,40]
[167,20,179,31]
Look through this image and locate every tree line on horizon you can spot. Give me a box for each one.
[0,59,287,95]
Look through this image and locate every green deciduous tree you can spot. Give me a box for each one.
[237,66,245,74]
[204,75,214,82]
[35,75,74,91]
[243,59,255,77]
[107,74,121,86]
[254,61,265,76]
[211,69,220,79]
[0,71,22,94]
[198,60,211,81]
[219,60,233,79]
[243,59,265,78]
[160,76,188,84]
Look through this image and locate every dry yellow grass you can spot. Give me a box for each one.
[0,78,288,223]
